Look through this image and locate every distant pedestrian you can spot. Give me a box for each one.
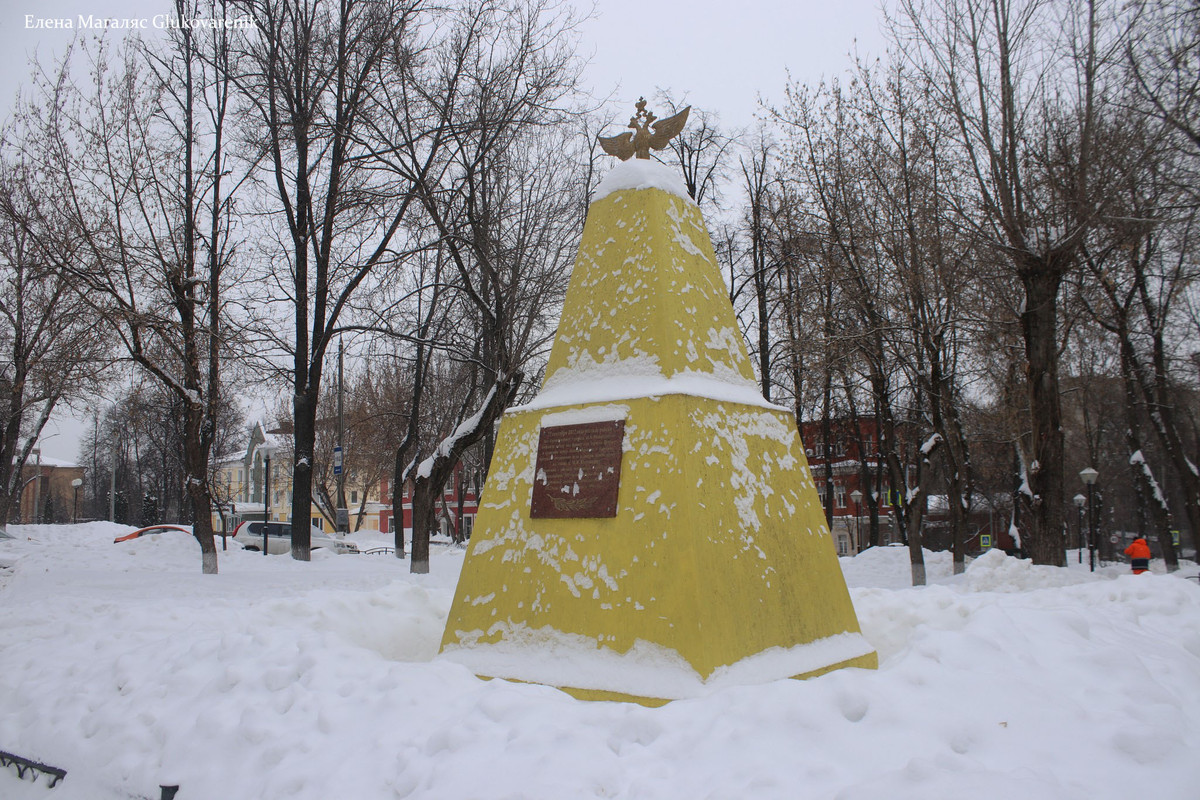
[1124,537,1151,575]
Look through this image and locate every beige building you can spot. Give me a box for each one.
[211,421,384,534]
[16,453,86,524]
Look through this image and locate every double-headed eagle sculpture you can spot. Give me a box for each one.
[599,98,691,161]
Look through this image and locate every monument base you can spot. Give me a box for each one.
[441,614,878,706]
[557,651,880,706]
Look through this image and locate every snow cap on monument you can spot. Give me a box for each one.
[439,98,876,704]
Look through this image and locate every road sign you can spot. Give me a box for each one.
[333,446,343,476]
[1172,529,1181,547]
[1110,534,1119,544]
[980,534,992,549]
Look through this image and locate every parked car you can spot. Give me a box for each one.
[114,524,193,543]
[231,521,358,555]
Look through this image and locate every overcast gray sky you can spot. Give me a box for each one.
[3,0,890,461]
[573,0,889,128]
[3,0,890,127]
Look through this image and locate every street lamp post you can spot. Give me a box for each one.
[71,478,83,524]
[1073,494,1086,564]
[261,444,277,557]
[31,448,42,524]
[849,489,863,553]
[1080,468,1099,572]
[335,338,349,536]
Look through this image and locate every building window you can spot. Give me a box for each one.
[837,536,849,556]
[350,490,358,504]
[834,483,846,509]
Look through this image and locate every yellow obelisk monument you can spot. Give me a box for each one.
[439,99,876,704]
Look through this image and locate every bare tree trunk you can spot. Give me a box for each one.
[409,476,438,574]
[408,377,519,573]
[743,144,774,401]
[455,473,466,544]
[842,375,881,552]
[1139,292,1200,560]
[820,265,835,528]
[244,0,421,561]
[291,388,317,560]
[184,409,218,574]
[391,447,408,558]
[1121,352,1177,571]
[1020,263,1068,566]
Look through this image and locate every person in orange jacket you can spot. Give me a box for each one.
[1124,537,1152,574]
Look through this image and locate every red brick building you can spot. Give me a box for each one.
[800,418,1010,556]
[379,461,480,541]
[800,418,904,555]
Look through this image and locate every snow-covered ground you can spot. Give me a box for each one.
[1,522,1197,799]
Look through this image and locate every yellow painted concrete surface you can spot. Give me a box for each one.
[540,183,756,392]
[439,170,875,703]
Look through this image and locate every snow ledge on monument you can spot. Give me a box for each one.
[440,624,875,701]
[521,372,788,414]
[592,158,694,204]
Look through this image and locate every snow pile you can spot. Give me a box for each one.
[2,523,1199,799]
[956,547,1099,592]
[442,622,874,701]
[592,158,694,204]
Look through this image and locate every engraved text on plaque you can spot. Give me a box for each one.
[530,420,625,519]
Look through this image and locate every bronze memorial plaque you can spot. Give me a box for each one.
[530,420,625,519]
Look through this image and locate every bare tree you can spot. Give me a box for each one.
[888,0,1132,565]
[1078,120,1198,566]
[853,61,985,574]
[654,92,737,212]
[14,1,248,572]
[404,124,587,572]
[738,135,778,402]
[771,79,935,582]
[1128,0,1200,205]
[348,0,586,573]
[236,0,423,559]
[0,161,106,525]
